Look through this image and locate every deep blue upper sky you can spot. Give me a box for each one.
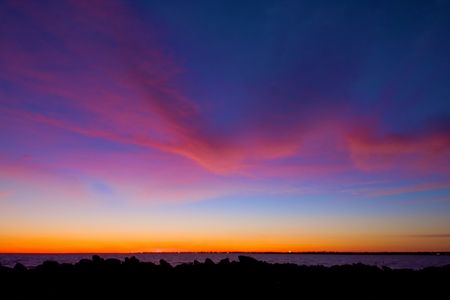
[0,0,449,252]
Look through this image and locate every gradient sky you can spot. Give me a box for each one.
[1,0,450,252]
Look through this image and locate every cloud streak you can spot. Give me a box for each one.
[0,0,449,198]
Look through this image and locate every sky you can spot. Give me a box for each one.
[0,0,449,253]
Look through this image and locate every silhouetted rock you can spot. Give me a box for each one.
[13,263,27,272]
[60,263,74,271]
[0,255,448,299]
[76,258,93,268]
[382,265,392,272]
[38,260,60,271]
[105,258,121,267]
[204,258,215,266]
[159,259,172,269]
[92,255,104,264]
[124,256,140,265]
[238,255,259,265]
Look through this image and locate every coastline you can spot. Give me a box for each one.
[1,255,448,299]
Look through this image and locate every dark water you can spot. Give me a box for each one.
[1,253,449,269]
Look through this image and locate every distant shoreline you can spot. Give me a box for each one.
[1,251,449,255]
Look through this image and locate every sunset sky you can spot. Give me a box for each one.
[1,0,449,253]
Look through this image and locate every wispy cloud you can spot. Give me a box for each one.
[406,234,450,239]
[1,0,449,199]
[347,122,450,172]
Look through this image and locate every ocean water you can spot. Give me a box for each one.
[1,253,449,269]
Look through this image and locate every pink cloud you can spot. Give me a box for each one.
[0,0,244,173]
[1,0,449,182]
[347,124,450,172]
[0,0,354,176]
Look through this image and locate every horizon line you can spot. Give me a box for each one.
[1,251,449,255]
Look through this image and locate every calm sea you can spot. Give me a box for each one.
[1,253,449,269]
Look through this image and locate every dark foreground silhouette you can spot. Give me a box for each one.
[1,255,449,299]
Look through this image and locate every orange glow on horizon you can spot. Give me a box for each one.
[1,233,449,253]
